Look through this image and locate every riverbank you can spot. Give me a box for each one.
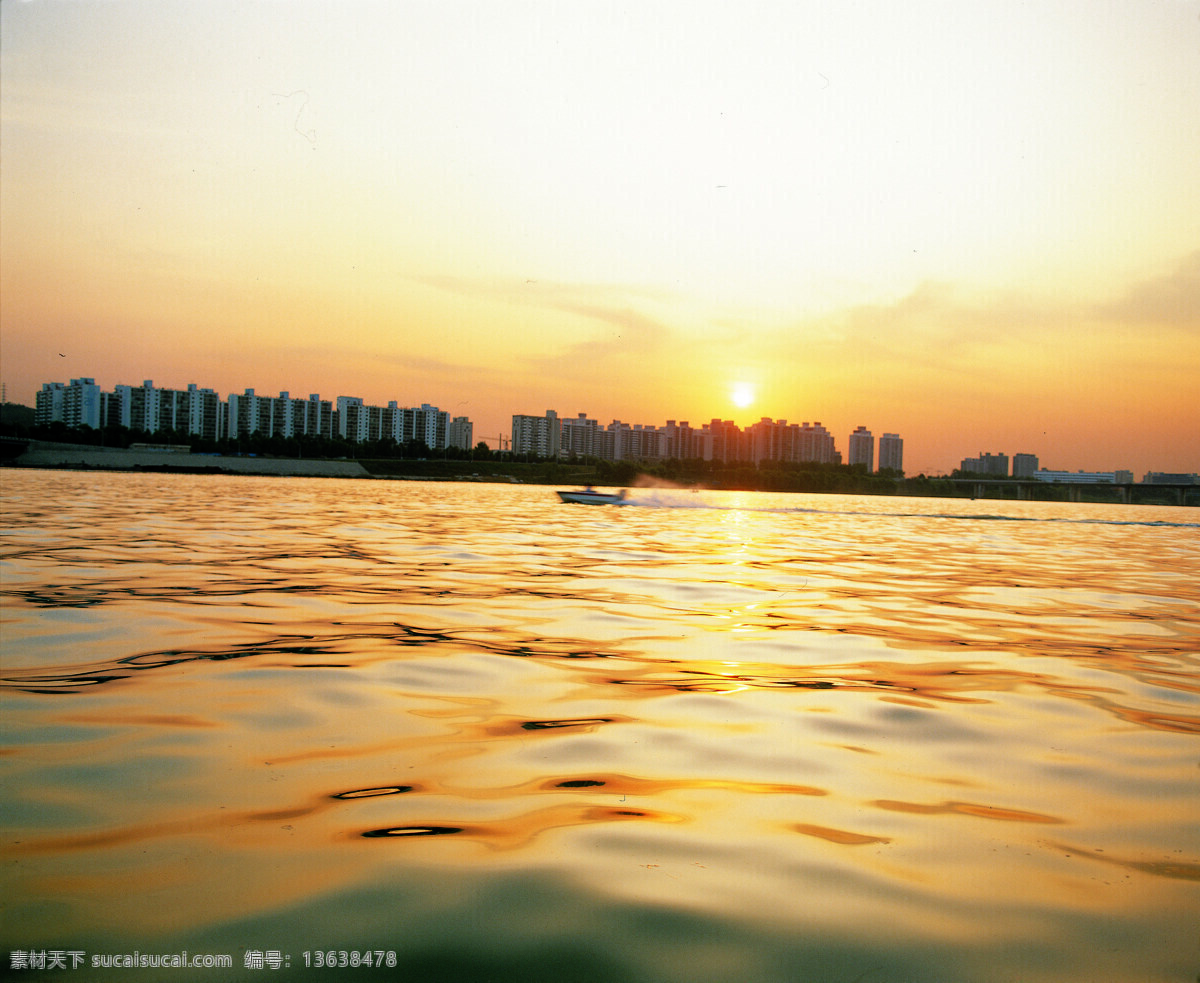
[5,442,370,478]
[4,440,1195,504]
[1,440,595,484]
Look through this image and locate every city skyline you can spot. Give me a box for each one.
[24,370,1193,480]
[3,2,1198,478]
[14,363,1192,475]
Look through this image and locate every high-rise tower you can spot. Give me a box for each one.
[878,433,903,473]
[849,426,874,471]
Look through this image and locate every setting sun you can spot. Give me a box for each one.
[731,382,755,410]
[1,1,1197,475]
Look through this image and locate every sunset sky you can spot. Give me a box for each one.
[2,1,1197,474]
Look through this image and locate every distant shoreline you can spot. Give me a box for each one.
[4,445,1196,506]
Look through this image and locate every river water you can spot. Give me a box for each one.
[2,471,1197,982]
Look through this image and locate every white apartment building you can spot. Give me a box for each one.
[412,403,448,449]
[511,411,561,458]
[604,421,665,460]
[227,389,328,441]
[271,392,298,438]
[230,389,276,439]
[1033,469,1119,483]
[63,378,102,429]
[184,384,224,440]
[31,375,458,449]
[108,380,164,433]
[560,413,601,458]
[35,382,66,426]
[335,396,369,442]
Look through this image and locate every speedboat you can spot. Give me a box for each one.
[556,487,628,505]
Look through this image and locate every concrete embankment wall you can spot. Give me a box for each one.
[10,444,369,478]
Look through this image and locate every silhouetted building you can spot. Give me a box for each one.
[848,426,874,470]
[796,422,838,464]
[961,452,1009,476]
[1144,472,1200,484]
[662,420,712,461]
[1012,453,1038,478]
[708,418,748,463]
[746,418,839,466]
[605,420,664,460]
[449,416,473,450]
[878,433,903,473]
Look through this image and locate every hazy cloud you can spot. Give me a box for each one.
[411,274,676,308]
[412,273,676,369]
[1095,250,1200,330]
[782,281,1075,370]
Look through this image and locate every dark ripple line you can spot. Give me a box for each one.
[332,785,416,799]
[0,622,623,694]
[0,639,348,694]
[361,826,463,838]
[0,577,645,610]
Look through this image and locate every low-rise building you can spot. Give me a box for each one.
[1033,469,1118,483]
[1143,472,1200,484]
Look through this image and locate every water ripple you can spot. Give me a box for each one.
[2,473,1197,983]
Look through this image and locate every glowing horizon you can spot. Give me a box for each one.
[2,1,1197,476]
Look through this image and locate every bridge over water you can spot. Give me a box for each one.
[943,478,1197,507]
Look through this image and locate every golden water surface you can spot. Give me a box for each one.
[2,472,1198,982]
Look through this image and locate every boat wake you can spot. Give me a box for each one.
[616,490,1199,527]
